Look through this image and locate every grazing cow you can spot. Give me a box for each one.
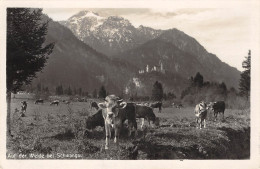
[207,101,225,121]
[20,101,27,115]
[85,109,104,130]
[176,104,183,109]
[90,101,99,110]
[50,100,59,106]
[150,101,162,113]
[194,101,207,129]
[98,95,137,149]
[35,99,44,104]
[135,105,159,129]
[63,100,70,105]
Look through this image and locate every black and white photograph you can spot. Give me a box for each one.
[1,0,260,168]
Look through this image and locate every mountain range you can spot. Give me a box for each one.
[60,11,163,56]
[32,10,241,97]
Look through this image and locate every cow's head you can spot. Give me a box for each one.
[98,95,127,124]
[206,102,215,110]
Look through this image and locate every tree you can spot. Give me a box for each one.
[219,82,227,95]
[55,84,64,95]
[99,85,107,99]
[37,83,42,92]
[193,72,204,87]
[167,92,176,100]
[67,86,72,95]
[78,88,82,96]
[239,50,251,99]
[7,8,54,136]
[92,89,97,98]
[151,81,163,101]
[73,87,77,95]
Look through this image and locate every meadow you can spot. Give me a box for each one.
[7,98,250,160]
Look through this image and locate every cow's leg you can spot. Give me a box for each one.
[105,123,110,149]
[141,118,145,129]
[114,127,120,146]
[114,122,122,147]
[133,120,138,137]
[199,119,202,129]
[196,117,199,128]
[222,112,225,121]
[128,121,133,137]
[204,119,206,128]
[114,128,117,143]
[214,112,217,121]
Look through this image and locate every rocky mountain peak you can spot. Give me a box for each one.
[104,16,132,28]
[60,10,163,55]
[69,10,100,19]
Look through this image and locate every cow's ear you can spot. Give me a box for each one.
[98,103,107,109]
[119,102,127,109]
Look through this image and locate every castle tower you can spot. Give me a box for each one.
[159,60,165,73]
[146,65,150,72]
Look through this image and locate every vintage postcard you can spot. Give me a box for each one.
[0,0,259,169]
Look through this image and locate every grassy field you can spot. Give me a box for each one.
[7,98,250,160]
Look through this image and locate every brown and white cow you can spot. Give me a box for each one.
[207,101,225,121]
[98,95,134,149]
[194,101,207,129]
[20,101,27,116]
[50,100,59,106]
[135,104,160,129]
[35,99,44,104]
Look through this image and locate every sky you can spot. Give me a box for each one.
[43,8,253,71]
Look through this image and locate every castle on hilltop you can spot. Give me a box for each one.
[138,60,165,74]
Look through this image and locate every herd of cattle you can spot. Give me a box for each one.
[17,95,225,149]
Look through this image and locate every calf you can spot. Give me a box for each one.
[35,99,44,104]
[135,105,159,129]
[208,101,225,121]
[98,95,137,149]
[90,101,99,110]
[150,101,162,113]
[50,100,59,106]
[20,101,27,115]
[194,101,207,129]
